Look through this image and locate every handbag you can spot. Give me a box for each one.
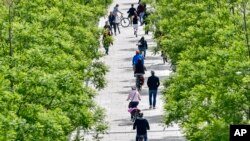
[128,92,137,108]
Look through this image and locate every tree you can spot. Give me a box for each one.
[148,0,250,140]
[0,0,112,140]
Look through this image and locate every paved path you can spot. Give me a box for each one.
[96,0,186,140]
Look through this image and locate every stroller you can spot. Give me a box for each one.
[128,107,141,122]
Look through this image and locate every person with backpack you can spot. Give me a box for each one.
[147,71,160,109]
[133,112,150,141]
[132,50,144,67]
[137,36,148,58]
[134,59,146,75]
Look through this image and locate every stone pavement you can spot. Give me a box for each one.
[96,0,186,140]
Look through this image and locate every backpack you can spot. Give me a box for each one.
[139,76,144,85]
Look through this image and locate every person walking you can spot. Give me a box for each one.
[137,2,145,25]
[127,4,136,25]
[114,14,121,34]
[108,12,117,35]
[133,112,150,141]
[127,86,141,108]
[137,36,148,58]
[113,4,123,16]
[132,50,144,68]
[147,71,160,109]
[102,28,113,55]
[132,13,139,37]
[104,21,112,32]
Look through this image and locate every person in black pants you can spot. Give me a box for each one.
[108,11,117,35]
[133,113,150,141]
[147,71,160,109]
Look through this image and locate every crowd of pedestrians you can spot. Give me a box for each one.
[102,2,160,141]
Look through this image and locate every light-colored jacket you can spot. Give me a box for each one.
[127,90,141,101]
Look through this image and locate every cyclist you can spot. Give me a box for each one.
[133,13,139,37]
[127,4,136,25]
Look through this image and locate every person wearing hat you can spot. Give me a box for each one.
[127,86,141,108]
[147,71,160,109]
[133,112,150,141]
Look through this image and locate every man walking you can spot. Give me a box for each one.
[137,36,148,58]
[147,71,160,109]
[133,112,150,141]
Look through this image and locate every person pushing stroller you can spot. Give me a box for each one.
[127,86,141,121]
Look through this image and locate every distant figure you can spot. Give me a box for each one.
[133,112,150,141]
[134,59,145,75]
[147,71,160,109]
[137,2,145,25]
[132,50,144,69]
[108,11,116,35]
[127,4,137,25]
[104,21,112,32]
[133,13,139,37]
[137,36,148,58]
[113,4,123,16]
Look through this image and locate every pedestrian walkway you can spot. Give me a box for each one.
[96,0,186,140]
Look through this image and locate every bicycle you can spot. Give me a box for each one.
[120,15,130,28]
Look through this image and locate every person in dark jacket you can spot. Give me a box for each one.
[134,59,145,75]
[133,112,150,141]
[137,36,148,58]
[147,71,160,109]
[108,12,117,35]
[127,4,136,25]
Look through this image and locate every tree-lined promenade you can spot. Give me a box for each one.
[1,0,249,140]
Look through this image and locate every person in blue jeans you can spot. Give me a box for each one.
[133,113,150,141]
[147,71,160,109]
